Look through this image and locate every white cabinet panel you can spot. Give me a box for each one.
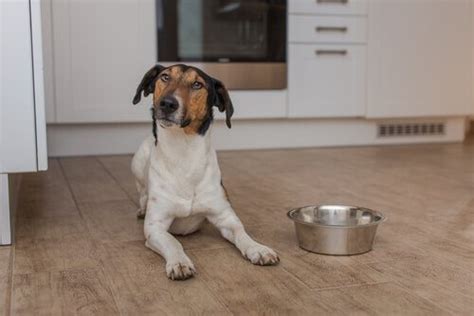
[367,0,472,118]
[1,0,38,173]
[31,0,48,171]
[288,44,366,118]
[289,15,367,44]
[289,0,367,16]
[40,0,56,123]
[53,0,156,122]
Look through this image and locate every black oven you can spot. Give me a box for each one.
[156,0,287,89]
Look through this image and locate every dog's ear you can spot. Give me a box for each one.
[211,78,234,128]
[132,64,165,105]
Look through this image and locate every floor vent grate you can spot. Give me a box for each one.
[378,122,445,137]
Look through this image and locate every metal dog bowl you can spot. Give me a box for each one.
[287,205,385,255]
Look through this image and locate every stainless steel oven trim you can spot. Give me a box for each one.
[158,62,287,90]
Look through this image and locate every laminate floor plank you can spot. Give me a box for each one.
[189,247,320,315]
[16,159,78,219]
[368,257,474,314]
[12,211,101,275]
[8,136,473,315]
[11,268,119,315]
[97,240,230,315]
[0,247,12,316]
[77,199,144,243]
[311,282,447,315]
[97,155,139,203]
[13,236,101,275]
[59,157,128,203]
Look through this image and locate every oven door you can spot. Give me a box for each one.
[156,0,287,89]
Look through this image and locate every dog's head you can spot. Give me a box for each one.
[132,64,233,135]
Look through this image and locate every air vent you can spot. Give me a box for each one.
[377,122,445,137]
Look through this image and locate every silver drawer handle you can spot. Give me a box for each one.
[315,49,348,56]
[315,26,348,33]
[317,0,349,4]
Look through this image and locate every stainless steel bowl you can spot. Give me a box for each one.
[287,205,385,255]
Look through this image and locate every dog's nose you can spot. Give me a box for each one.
[159,96,179,114]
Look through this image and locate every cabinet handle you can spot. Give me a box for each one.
[315,26,348,33]
[317,0,349,4]
[315,49,348,56]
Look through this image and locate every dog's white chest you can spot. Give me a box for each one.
[147,137,221,217]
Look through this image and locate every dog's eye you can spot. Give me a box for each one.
[191,81,203,90]
[160,74,170,82]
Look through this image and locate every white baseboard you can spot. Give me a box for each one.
[47,117,467,157]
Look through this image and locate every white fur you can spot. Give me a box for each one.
[131,124,279,280]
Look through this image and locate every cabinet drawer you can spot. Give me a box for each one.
[288,44,366,117]
[289,15,367,44]
[289,0,367,16]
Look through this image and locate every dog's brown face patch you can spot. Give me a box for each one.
[153,65,209,135]
[133,63,233,136]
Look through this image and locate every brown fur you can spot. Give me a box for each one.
[153,66,209,135]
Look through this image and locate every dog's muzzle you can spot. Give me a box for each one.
[160,96,179,115]
[155,95,191,128]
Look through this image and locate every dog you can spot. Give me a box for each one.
[131,64,279,280]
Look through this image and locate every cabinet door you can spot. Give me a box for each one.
[367,0,472,118]
[288,44,366,118]
[1,0,39,173]
[52,0,156,122]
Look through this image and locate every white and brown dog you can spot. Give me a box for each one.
[131,64,279,280]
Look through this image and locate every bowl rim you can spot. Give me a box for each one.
[287,204,386,228]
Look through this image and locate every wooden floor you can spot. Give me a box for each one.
[1,137,473,315]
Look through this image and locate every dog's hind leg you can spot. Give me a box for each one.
[136,181,148,219]
[169,215,205,236]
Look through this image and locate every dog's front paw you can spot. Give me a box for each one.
[245,245,280,266]
[166,259,196,281]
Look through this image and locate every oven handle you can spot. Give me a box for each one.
[315,26,348,33]
[315,49,348,56]
[316,0,349,4]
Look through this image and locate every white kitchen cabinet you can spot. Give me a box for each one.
[367,0,473,118]
[1,0,47,245]
[289,0,368,16]
[288,44,366,118]
[1,0,47,173]
[46,0,286,123]
[289,15,367,44]
[51,0,156,123]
